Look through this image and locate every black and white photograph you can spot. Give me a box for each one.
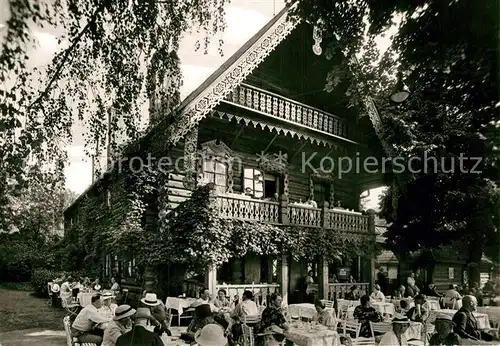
[0,0,498,345]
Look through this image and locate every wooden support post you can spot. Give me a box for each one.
[318,256,329,300]
[280,195,289,225]
[322,201,330,229]
[367,210,376,292]
[205,265,217,295]
[279,253,289,306]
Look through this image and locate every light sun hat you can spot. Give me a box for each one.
[195,324,228,346]
[141,293,161,306]
[113,305,136,321]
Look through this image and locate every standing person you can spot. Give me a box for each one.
[304,271,315,302]
[377,268,388,294]
[102,304,135,346]
[116,308,163,346]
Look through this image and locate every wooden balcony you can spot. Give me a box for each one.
[224,83,351,140]
[214,193,374,233]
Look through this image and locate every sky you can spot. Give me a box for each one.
[1,0,386,210]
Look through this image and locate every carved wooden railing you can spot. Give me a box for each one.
[225,83,349,139]
[215,194,374,234]
[288,205,322,227]
[327,282,370,300]
[328,208,370,233]
[215,283,280,306]
[215,195,280,223]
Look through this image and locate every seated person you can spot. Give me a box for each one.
[140,292,172,336]
[181,303,218,343]
[370,284,385,302]
[110,277,120,296]
[214,289,230,309]
[71,295,112,345]
[231,290,259,322]
[230,290,259,340]
[406,294,429,322]
[194,324,228,346]
[312,300,336,329]
[259,293,289,344]
[393,285,406,299]
[115,308,163,346]
[353,295,382,338]
[195,288,219,312]
[452,295,493,341]
[378,314,410,346]
[98,292,118,318]
[429,313,461,346]
[398,300,410,315]
[102,304,135,346]
[345,285,360,300]
[425,283,442,297]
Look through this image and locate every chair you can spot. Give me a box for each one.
[243,314,261,325]
[63,316,97,346]
[442,297,457,309]
[320,300,335,308]
[241,323,255,346]
[341,320,375,346]
[370,321,392,343]
[62,297,80,317]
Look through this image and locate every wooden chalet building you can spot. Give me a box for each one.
[64,6,388,304]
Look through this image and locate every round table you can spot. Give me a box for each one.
[432,309,490,330]
[287,304,335,319]
[285,323,340,346]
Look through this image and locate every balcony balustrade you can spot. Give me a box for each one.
[214,193,374,234]
[224,83,350,139]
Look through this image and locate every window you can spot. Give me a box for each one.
[203,158,227,194]
[243,168,264,197]
[448,267,454,279]
[313,182,330,204]
[264,174,280,198]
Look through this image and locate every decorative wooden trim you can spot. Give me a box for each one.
[182,127,198,189]
[166,7,299,147]
[212,110,345,150]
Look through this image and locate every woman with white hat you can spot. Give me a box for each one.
[102,304,135,346]
[194,324,228,346]
[429,313,461,346]
[99,292,118,318]
[378,314,411,346]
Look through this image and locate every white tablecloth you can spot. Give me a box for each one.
[285,324,340,346]
[287,304,335,319]
[77,292,95,307]
[372,302,395,316]
[426,300,441,311]
[165,297,198,316]
[337,299,358,309]
[477,306,500,324]
[432,309,490,330]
